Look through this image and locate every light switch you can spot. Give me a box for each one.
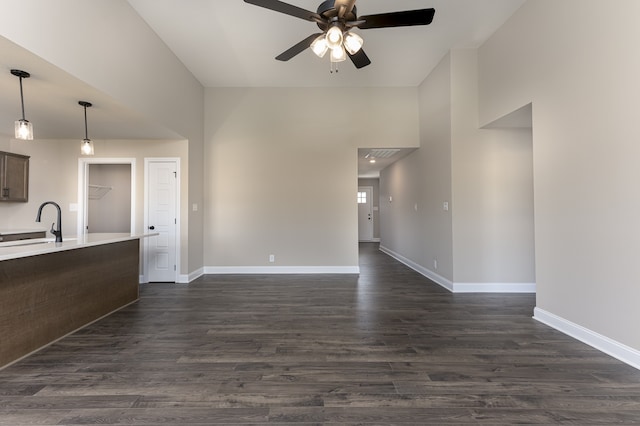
[69,203,78,212]
[192,203,198,211]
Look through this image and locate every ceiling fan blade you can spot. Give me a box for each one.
[348,48,371,69]
[335,0,356,18]
[275,33,323,61]
[357,8,435,29]
[244,0,321,22]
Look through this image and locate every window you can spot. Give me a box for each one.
[357,191,367,204]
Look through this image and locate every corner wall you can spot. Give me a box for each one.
[479,0,640,355]
[450,49,535,290]
[379,49,535,293]
[380,52,454,283]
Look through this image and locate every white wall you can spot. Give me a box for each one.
[451,49,535,286]
[379,48,536,291]
[380,52,454,281]
[0,0,204,274]
[204,87,419,270]
[479,0,640,351]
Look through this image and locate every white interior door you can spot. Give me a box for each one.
[146,160,178,282]
[358,186,373,241]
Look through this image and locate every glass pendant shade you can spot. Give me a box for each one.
[15,119,33,140]
[79,101,94,156]
[344,32,364,55]
[81,139,94,156]
[310,35,329,58]
[330,45,347,63]
[325,26,343,50]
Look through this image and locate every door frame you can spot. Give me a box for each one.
[77,158,136,237]
[358,185,374,242]
[143,157,181,284]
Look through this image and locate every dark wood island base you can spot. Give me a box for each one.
[0,239,139,368]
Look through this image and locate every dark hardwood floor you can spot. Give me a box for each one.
[1,242,640,424]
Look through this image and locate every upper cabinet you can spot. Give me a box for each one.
[0,151,30,202]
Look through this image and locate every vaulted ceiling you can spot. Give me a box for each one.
[128,0,525,87]
[0,0,525,147]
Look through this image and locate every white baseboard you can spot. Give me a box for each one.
[184,267,204,283]
[204,266,360,274]
[140,269,202,284]
[534,307,640,371]
[379,245,535,294]
[454,282,536,293]
[379,245,454,292]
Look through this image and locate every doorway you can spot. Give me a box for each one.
[77,158,136,237]
[144,158,180,283]
[87,164,131,233]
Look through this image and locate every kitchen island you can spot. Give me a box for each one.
[0,233,149,368]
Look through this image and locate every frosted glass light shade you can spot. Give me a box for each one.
[15,119,33,140]
[310,35,329,58]
[344,32,363,55]
[325,26,343,49]
[330,45,347,63]
[81,139,94,156]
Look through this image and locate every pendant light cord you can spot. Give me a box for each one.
[18,76,26,120]
[83,104,89,140]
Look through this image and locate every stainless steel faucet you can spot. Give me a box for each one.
[36,201,63,242]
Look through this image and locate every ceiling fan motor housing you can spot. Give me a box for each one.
[316,0,358,30]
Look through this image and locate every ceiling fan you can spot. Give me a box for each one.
[244,0,435,70]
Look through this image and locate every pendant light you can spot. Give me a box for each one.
[10,69,34,140]
[78,101,94,156]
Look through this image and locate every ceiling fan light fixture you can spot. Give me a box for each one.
[330,45,347,62]
[325,25,343,50]
[310,34,329,58]
[344,31,363,55]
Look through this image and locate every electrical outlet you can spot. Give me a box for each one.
[269,254,275,263]
[443,201,449,211]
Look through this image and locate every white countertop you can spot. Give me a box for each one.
[0,228,47,236]
[0,233,157,262]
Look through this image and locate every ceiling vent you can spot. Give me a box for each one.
[368,149,401,158]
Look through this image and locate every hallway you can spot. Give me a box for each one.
[1,243,639,424]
